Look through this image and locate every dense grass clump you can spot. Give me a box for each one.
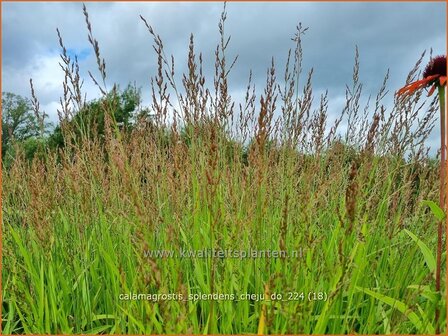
[2,4,446,334]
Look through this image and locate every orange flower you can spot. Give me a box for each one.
[397,55,447,97]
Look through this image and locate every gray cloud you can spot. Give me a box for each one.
[2,1,446,152]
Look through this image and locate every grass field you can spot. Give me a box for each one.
[2,5,446,334]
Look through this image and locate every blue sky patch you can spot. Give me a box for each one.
[66,48,91,61]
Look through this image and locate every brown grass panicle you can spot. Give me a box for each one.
[2,4,443,334]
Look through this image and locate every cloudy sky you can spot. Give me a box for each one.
[2,1,446,151]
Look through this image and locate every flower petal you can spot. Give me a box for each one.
[426,76,447,96]
[396,75,439,96]
[427,84,437,96]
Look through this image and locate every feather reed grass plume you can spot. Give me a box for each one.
[2,3,444,334]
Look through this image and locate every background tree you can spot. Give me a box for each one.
[1,92,40,158]
[49,83,142,149]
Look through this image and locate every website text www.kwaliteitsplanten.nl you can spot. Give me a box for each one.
[142,247,304,259]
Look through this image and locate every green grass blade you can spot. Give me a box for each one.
[403,229,436,276]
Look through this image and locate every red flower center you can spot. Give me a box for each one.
[423,55,447,78]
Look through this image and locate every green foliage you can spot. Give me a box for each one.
[2,6,445,333]
[3,137,48,169]
[49,84,141,149]
[356,286,435,334]
[422,200,446,221]
[1,92,40,158]
[2,85,141,165]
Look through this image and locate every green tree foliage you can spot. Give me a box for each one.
[1,92,40,158]
[49,84,142,149]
